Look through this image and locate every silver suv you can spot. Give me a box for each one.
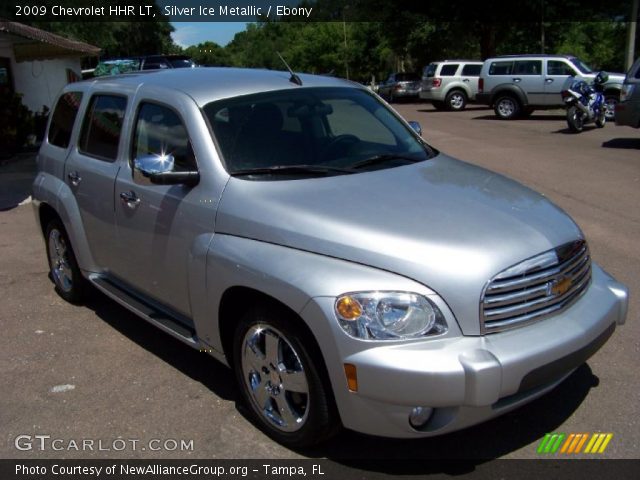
[420,60,483,111]
[615,57,640,128]
[477,54,625,120]
[33,68,627,447]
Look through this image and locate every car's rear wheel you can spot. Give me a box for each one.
[45,218,87,303]
[233,306,338,447]
[494,95,521,120]
[604,95,618,121]
[445,90,467,111]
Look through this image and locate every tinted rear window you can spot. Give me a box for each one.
[48,92,83,148]
[423,64,437,78]
[78,95,127,161]
[461,64,482,76]
[514,60,542,75]
[489,61,514,75]
[395,73,420,82]
[440,64,459,76]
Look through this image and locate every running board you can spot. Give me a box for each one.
[89,275,198,346]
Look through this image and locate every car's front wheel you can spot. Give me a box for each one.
[494,95,521,120]
[45,218,87,303]
[233,306,338,447]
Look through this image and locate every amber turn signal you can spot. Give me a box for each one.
[336,295,362,320]
[344,363,358,392]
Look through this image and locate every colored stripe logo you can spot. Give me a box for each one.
[537,433,613,454]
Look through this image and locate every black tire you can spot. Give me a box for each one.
[431,100,446,111]
[603,95,617,121]
[566,106,584,133]
[45,218,87,303]
[233,306,339,448]
[445,90,467,111]
[493,95,521,120]
[595,113,606,128]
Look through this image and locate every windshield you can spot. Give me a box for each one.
[204,87,435,179]
[570,58,593,74]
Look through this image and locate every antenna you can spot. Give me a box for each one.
[276,51,302,86]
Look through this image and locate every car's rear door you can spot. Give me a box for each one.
[63,92,127,269]
[460,64,482,99]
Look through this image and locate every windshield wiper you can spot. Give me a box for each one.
[350,154,423,170]
[230,164,356,177]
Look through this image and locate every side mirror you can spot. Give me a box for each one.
[408,121,422,136]
[134,154,199,186]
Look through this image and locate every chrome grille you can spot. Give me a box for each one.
[481,240,591,333]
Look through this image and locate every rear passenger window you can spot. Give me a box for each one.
[132,102,197,173]
[489,61,513,75]
[514,61,542,75]
[48,92,83,148]
[440,64,459,76]
[78,95,127,161]
[461,64,481,76]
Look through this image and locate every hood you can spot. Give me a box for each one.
[217,155,583,334]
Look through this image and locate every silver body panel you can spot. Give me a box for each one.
[33,68,628,439]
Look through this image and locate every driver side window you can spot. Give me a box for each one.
[132,102,197,176]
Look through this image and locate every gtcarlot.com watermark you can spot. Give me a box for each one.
[14,434,194,452]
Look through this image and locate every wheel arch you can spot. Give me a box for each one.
[490,85,527,107]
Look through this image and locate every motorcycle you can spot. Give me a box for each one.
[561,71,609,133]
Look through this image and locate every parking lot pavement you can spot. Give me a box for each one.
[1,106,638,463]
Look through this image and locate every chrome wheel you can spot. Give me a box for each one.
[447,91,466,110]
[47,227,73,293]
[604,96,617,121]
[240,324,310,432]
[497,98,516,118]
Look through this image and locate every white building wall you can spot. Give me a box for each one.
[12,57,82,112]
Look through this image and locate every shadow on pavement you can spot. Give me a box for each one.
[0,153,36,211]
[81,286,598,468]
[602,138,640,150]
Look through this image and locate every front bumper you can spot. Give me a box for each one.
[301,263,627,438]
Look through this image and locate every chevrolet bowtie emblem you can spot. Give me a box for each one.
[549,276,573,296]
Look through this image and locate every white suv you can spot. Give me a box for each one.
[420,60,483,111]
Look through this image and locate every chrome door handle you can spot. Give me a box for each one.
[119,191,140,209]
[67,171,81,186]
[463,79,470,82]
[545,78,554,83]
[512,78,521,83]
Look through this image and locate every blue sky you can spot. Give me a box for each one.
[171,22,249,47]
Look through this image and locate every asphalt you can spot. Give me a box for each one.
[0,106,638,465]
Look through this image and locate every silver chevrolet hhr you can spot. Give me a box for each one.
[33,68,628,447]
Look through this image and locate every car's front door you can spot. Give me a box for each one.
[544,60,581,105]
[112,99,213,317]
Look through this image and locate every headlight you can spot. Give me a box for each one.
[334,291,447,340]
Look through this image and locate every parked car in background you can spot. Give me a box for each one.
[615,57,640,128]
[476,55,625,120]
[378,72,421,102]
[34,68,627,448]
[92,54,197,77]
[420,60,483,111]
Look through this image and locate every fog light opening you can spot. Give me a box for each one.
[409,406,434,429]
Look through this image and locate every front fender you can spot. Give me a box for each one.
[32,171,98,273]
[196,234,441,358]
